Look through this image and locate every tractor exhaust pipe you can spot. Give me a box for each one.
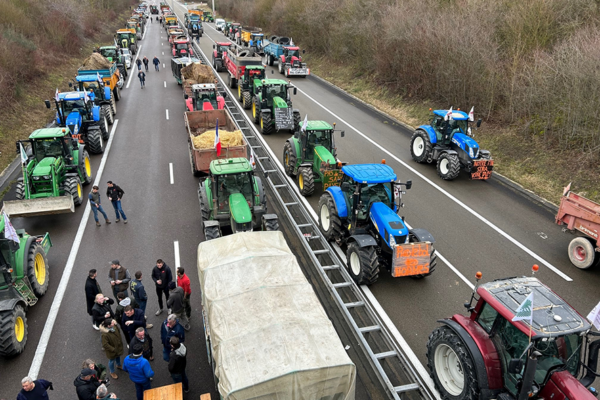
[517,351,541,400]
[580,332,600,388]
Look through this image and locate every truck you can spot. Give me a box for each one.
[239,26,262,47]
[77,62,122,103]
[211,42,232,72]
[556,183,600,269]
[185,109,248,176]
[74,74,116,125]
[263,37,309,77]
[197,231,357,399]
[184,83,226,112]
[223,48,262,89]
[0,214,52,357]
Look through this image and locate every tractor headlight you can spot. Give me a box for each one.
[42,175,52,180]
[33,176,41,181]
[469,147,475,158]
[389,234,396,248]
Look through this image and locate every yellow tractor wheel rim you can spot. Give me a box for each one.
[285,153,289,165]
[84,157,91,177]
[260,117,263,129]
[238,85,241,99]
[299,173,304,189]
[15,316,24,342]
[35,253,46,285]
[252,102,256,118]
[77,183,82,198]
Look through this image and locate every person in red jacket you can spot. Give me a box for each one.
[176,268,191,321]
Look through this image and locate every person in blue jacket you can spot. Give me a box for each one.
[160,314,185,361]
[123,344,154,400]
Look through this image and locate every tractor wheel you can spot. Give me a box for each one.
[99,112,110,141]
[269,55,274,66]
[318,194,344,241]
[408,233,436,279]
[284,67,289,78]
[298,167,315,196]
[437,153,461,180]
[103,105,114,125]
[568,237,598,269]
[81,150,93,185]
[110,97,117,116]
[410,130,433,163]
[15,182,25,200]
[27,242,49,297]
[228,74,237,89]
[278,62,283,74]
[293,111,301,132]
[117,74,124,89]
[242,91,252,110]
[346,242,379,285]
[261,112,274,135]
[204,225,221,241]
[113,86,121,101]
[0,305,27,357]
[87,129,104,155]
[262,216,279,231]
[252,99,260,124]
[426,326,480,400]
[283,142,297,177]
[65,177,83,206]
[198,182,210,222]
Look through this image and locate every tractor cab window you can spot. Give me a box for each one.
[248,69,265,80]
[218,45,229,53]
[63,100,86,116]
[476,302,498,333]
[83,82,100,97]
[215,173,253,213]
[359,183,392,210]
[35,139,64,160]
[265,85,287,101]
[102,49,117,59]
[445,120,467,138]
[307,130,331,151]
[493,317,531,395]
[534,334,582,384]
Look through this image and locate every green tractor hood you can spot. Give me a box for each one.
[32,157,57,176]
[314,145,336,165]
[229,193,253,232]
[272,96,288,108]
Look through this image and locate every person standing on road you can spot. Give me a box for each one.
[151,259,172,316]
[82,359,108,384]
[176,268,192,322]
[138,71,146,89]
[18,376,53,400]
[100,319,124,380]
[160,314,185,362]
[123,344,154,400]
[89,186,111,227]
[74,369,101,400]
[167,282,189,331]
[95,384,119,400]
[86,269,102,330]
[108,260,130,299]
[115,291,139,342]
[123,305,153,344]
[92,293,115,330]
[142,57,149,72]
[129,327,154,361]
[153,56,160,71]
[168,337,189,393]
[106,181,127,223]
[130,271,148,316]
[136,59,142,71]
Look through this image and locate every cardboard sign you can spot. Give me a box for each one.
[391,242,431,277]
[471,159,494,180]
[322,170,343,190]
[274,108,293,130]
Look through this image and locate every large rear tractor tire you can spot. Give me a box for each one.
[568,237,598,269]
[346,243,379,285]
[426,326,480,400]
[87,129,104,155]
[15,182,25,200]
[283,142,296,177]
[260,112,274,135]
[81,150,93,185]
[298,167,315,196]
[204,225,221,241]
[410,130,433,163]
[262,216,279,231]
[65,177,83,206]
[0,305,28,357]
[228,74,237,89]
[103,105,114,125]
[437,153,461,180]
[99,112,110,140]
[27,243,49,297]
[252,99,261,124]
[293,111,301,133]
[113,86,121,101]
[110,97,117,116]
[409,234,436,279]
[198,182,210,222]
[318,194,344,241]
[242,91,252,110]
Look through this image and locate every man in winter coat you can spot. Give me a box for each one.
[142,56,149,72]
[95,384,120,400]
[114,292,141,342]
[100,319,124,379]
[106,181,127,223]
[151,259,172,316]
[74,368,101,400]
[86,269,102,330]
[123,343,155,400]
[122,305,151,343]
[167,282,189,331]
[176,268,192,321]
[108,260,130,299]
[92,294,115,329]
[168,337,189,392]
[160,314,185,361]
[129,327,153,361]
[89,186,111,226]
[153,56,160,71]
[130,271,148,315]
[18,376,53,400]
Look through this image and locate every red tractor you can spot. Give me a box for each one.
[184,83,226,112]
[212,42,232,72]
[278,46,309,77]
[172,38,194,58]
[427,273,600,400]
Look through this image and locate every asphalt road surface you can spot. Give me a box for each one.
[1,2,600,399]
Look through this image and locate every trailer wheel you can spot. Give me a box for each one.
[15,182,25,200]
[437,153,461,180]
[346,242,379,285]
[318,194,344,241]
[568,237,597,269]
[298,167,315,196]
[262,216,279,232]
[283,142,296,176]
[410,130,433,163]
[204,225,221,241]
[113,86,121,101]
[0,305,27,357]
[87,129,104,154]
[27,242,49,297]
[426,326,480,400]
[65,177,83,206]
[242,91,252,110]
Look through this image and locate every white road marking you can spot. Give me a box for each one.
[162,51,164,55]
[163,63,165,68]
[126,45,143,89]
[161,42,163,46]
[28,120,120,379]
[164,81,166,88]
[294,86,573,282]
[166,109,169,120]
[169,162,174,184]
[174,241,181,271]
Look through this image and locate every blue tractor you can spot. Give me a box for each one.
[45,91,109,155]
[410,109,493,180]
[318,163,436,285]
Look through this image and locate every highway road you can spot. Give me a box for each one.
[1,1,599,399]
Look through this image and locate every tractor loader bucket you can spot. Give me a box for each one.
[2,196,75,218]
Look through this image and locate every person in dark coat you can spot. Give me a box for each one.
[129,327,153,361]
[153,56,160,71]
[167,282,189,331]
[142,57,149,72]
[92,294,115,329]
[168,337,189,393]
[100,319,124,379]
[86,269,102,330]
[160,314,185,361]
[136,58,142,71]
[82,359,108,383]
[74,368,101,400]
[18,376,53,400]
[122,305,149,343]
[108,260,131,298]
[106,181,127,223]
[115,291,143,341]
[130,271,148,316]
[151,259,172,316]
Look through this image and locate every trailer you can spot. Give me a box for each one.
[556,183,600,269]
[171,57,201,85]
[197,231,356,400]
[185,109,248,176]
[223,48,262,89]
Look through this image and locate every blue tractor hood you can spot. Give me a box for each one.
[369,202,409,247]
[451,132,480,159]
[66,111,82,135]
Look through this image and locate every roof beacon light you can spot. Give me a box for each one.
[381,159,386,164]
[532,264,539,275]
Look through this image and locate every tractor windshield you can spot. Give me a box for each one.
[34,138,64,159]
[101,49,117,59]
[62,99,86,116]
[360,183,393,209]
[218,45,230,53]
[265,84,287,100]
[287,49,300,58]
[306,130,332,150]
[176,43,189,50]
[82,82,101,97]
[534,334,582,383]
[446,119,467,135]
[215,173,253,214]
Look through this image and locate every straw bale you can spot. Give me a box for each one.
[181,63,214,84]
[192,129,244,149]
[81,53,112,69]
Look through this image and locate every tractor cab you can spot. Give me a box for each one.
[185,83,226,111]
[249,33,264,49]
[99,46,120,63]
[115,29,137,54]
[214,42,231,59]
[259,80,292,106]
[245,66,265,85]
[430,110,474,144]
[75,75,111,104]
[172,39,193,57]
[165,16,178,27]
[298,121,336,164]
[55,92,97,131]
[283,46,303,65]
[203,11,213,22]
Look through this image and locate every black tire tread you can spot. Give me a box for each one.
[261,113,274,135]
[87,129,104,154]
[65,177,83,206]
[0,305,27,357]
[283,142,296,176]
[437,153,461,180]
[15,182,25,200]
[81,151,93,185]
[299,167,315,196]
[242,91,252,110]
[204,225,220,240]
[410,130,433,164]
[347,243,379,285]
[27,243,49,297]
[318,194,344,241]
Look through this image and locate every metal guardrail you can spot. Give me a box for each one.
[168,6,436,399]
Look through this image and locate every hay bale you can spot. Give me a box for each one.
[181,63,214,84]
[82,53,112,69]
[192,129,244,150]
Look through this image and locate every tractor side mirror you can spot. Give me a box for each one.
[293,87,297,95]
[184,94,189,99]
[44,100,51,109]
[340,131,345,137]
[507,359,524,374]
[476,119,482,128]
[221,91,227,98]
[68,82,73,88]
[302,50,305,54]
[341,182,351,192]
[405,180,412,190]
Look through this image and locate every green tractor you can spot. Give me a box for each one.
[3,128,92,218]
[237,66,266,110]
[0,214,52,356]
[115,29,137,55]
[198,158,279,239]
[251,78,300,135]
[202,10,213,22]
[98,46,128,79]
[283,121,345,196]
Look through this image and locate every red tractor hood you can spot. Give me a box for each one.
[540,370,596,400]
